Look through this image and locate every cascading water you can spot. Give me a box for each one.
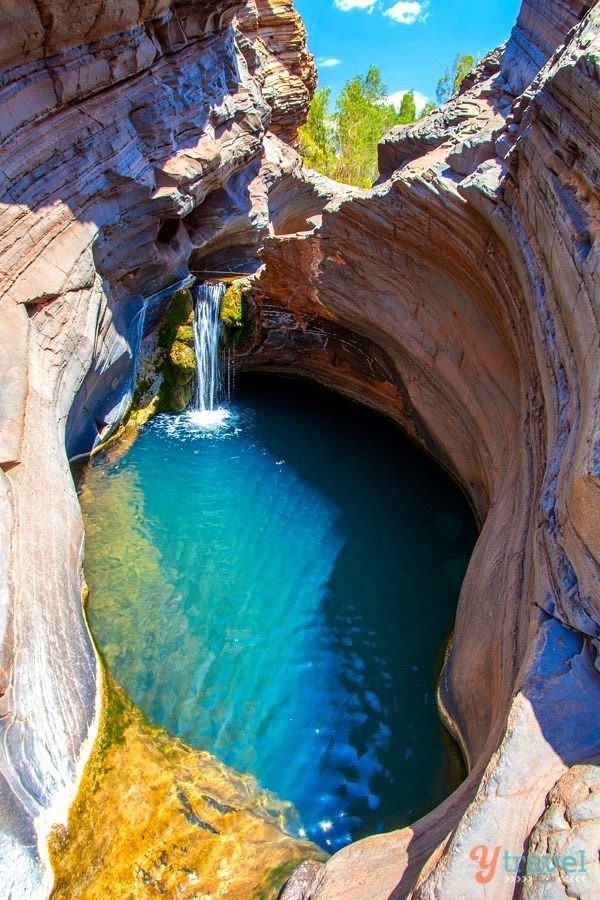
[191,282,230,427]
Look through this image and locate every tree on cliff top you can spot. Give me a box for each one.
[299,66,414,188]
[335,66,400,186]
[298,87,337,177]
[299,53,477,188]
[397,91,417,125]
[435,53,476,104]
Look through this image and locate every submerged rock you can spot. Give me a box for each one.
[49,674,323,900]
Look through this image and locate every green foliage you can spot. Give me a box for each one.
[335,66,400,187]
[299,67,414,188]
[398,91,417,125]
[298,88,337,177]
[299,53,478,186]
[435,53,476,104]
[454,53,476,93]
[419,100,438,119]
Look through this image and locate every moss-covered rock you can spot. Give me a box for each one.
[174,323,194,346]
[152,287,199,411]
[167,380,195,412]
[168,341,196,383]
[158,288,194,349]
[220,279,255,353]
[220,281,245,328]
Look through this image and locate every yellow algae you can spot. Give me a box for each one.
[89,392,160,464]
[49,675,324,899]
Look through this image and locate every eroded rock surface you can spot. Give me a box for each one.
[0,1,315,896]
[235,3,600,898]
[521,763,600,898]
[0,0,598,898]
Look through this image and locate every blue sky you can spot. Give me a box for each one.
[295,0,521,112]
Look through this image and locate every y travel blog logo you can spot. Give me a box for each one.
[469,845,588,884]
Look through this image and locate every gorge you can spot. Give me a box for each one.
[0,1,599,898]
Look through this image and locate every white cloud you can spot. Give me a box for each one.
[384,1,429,24]
[386,89,430,115]
[334,0,377,11]
[317,57,342,68]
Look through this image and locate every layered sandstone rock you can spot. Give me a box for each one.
[0,1,314,896]
[237,0,316,146]
[0,0,599,898]
[501,0,596,93]
[242,4,600,898]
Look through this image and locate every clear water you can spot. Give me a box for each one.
[81,376,477,851]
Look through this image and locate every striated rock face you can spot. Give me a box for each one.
[0,0,598,899]
[240,3,600,898]
[237,0,316,146]
[0,1,314,896]
[501,0,596,93]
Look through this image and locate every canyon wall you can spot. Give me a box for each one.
[245,3,600,897]
[0,0,598,898]
[0,1,314,896]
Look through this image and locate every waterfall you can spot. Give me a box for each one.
[191,282,230,426]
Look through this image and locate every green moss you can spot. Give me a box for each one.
[100,679,129,753]
[253,859,312,900]
[131,376,153,412]
[168,341,196,381]
[233,295,253,351]
[220,282,244,328]
[174,324,194,346]
[154,288,199,412]
[158,288,194,349]
[163,380,195,412]
[220,280,254,354]
[129,395,160,428]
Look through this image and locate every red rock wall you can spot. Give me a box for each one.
[0,2,315,896]
[247,6,600,898]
